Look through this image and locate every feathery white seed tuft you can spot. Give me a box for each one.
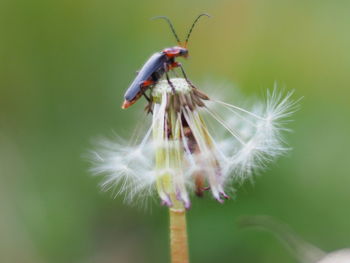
[89,78,299,207]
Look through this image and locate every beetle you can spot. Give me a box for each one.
[122,14,210,109]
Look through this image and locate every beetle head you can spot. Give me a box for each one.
[163,47,189,58]
[178,47,189,58]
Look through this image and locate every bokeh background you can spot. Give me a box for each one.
[1,0,350,262]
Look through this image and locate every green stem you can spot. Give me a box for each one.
[169,198,189,263]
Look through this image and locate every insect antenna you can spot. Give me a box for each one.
[184,13,211,48]
[152,16,182,45]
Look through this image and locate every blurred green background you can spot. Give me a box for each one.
[1,0,350,262]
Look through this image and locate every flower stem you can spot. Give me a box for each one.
[169,198,189,263]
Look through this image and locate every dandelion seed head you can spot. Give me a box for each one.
[152,78,192,96]
[89,78,299,207]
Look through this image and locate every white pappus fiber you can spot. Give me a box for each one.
[89,78,299,208]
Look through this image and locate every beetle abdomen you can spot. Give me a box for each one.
[124,52,167,101]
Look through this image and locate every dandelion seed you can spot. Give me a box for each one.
[239,216,350,263]
[89,78,298,208]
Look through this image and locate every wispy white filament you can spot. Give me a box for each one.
[89,79,299,206]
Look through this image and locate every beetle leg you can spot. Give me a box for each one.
[166,72,176,93]
[177,63,197,89]
[144,96,153,114]
[164,63,176,93]
[143,92,151,102]
[141,82,154,113]
[140,79,155,88]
